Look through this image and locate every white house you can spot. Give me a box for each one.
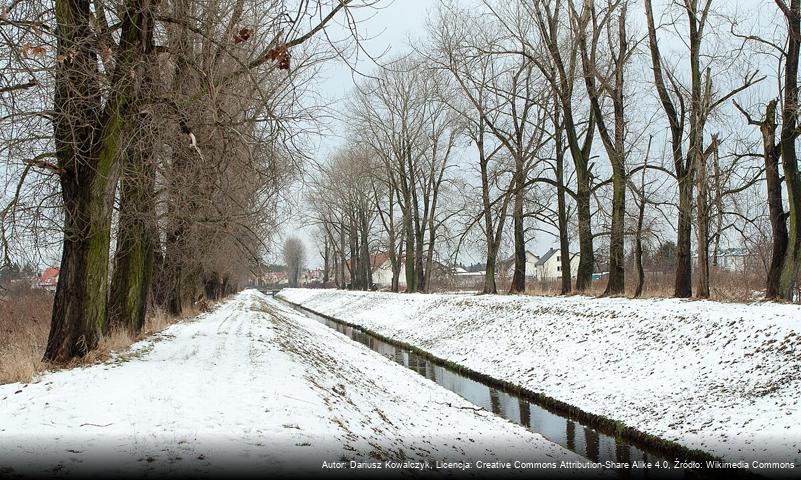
[370,254,407,289]
[502,251,541,278]
[692,247,756,273]
[533,248,580,281]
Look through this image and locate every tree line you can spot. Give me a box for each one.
[308,0,801,302]
[0,0,372,361]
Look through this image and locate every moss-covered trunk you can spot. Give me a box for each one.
[605,160,626,296]
[574,174,594,292]
[554,107,572,296]
[46,0,152,361]
[674,173,695,298]
[108,140,156,334]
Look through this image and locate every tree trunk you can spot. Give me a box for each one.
[554,105,571,296]
[695,137,716,299]
[509,159,526,294]
[359,211,371,290]
[761,100,787,299]
[45,0,152,361]
[424,228,436,293]
[576,3,627,296]
[674,172,694,298]
[404,208,416,293]
[478,129,501,295]
[484,252,498,294]
[634,197,646,298]
[339,226,346,289]
[644,0,695,299]
[107,133,157,334]
[162,228,186,315]
[605,160,626,295]
[322,235,330,284]
[695,167,710,299]
[778,0,801,300]
[413,204,426,293]
[574,176,594,292]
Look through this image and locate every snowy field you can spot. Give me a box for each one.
[278,288,801,467]
[0,290,593,477]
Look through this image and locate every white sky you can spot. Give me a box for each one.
[286,0,432,267]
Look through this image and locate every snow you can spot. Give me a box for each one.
[277,288,801,466]
[0,290,593,477]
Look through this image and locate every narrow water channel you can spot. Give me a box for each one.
[276,297,711,479]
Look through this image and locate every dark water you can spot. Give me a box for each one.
[277,298,708,479]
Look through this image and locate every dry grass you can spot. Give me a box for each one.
[0,286,206,386]
[524,269,768,302]
[431,269,769,302]
[0,285,52,385]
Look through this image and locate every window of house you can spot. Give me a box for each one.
[557,256,560,262]
[557,266,561,271]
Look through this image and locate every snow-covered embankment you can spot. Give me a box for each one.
[277,288,801,466]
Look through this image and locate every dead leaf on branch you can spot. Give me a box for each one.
[267,45,290,70]
[20,43,46,59]
[233,28,252,44]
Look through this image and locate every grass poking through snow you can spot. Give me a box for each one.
[0,285,204,385]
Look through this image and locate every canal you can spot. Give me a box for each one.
[275,296,741,479]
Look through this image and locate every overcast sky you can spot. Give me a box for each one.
[310,0,434,164]
[284,0,432,267]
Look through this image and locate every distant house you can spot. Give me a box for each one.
[371,253,406,289]
[304,268,324,283]
[533,248,580,281]
[261,271,288,285]
[715,248,750,272]
[693,247,755,273]
[499,251,541,279]
[39,267,59,291]
[370,253,451,289]
[452,268,485,288]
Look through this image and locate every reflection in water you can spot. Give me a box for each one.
[519,399,531,428]
[287,304,693,479]
[585,426,600,462]
[489,388,502,415]
[566,420,576,451]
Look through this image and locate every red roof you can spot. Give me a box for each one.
[371,253,390,270]
[40,267,59,286]
[345,253,394,272]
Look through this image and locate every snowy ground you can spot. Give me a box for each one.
[278,288,801,469]
[0,290,595,478]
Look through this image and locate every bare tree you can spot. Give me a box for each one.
[283,237,305,288]
[775,0,801,299]
[644,0,761,299]
[427,2,550,294]
[348,56,458,293]
[573,0,635,295]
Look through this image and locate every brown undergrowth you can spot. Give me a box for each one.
[524,271,767,302]
[0,285,209,385]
